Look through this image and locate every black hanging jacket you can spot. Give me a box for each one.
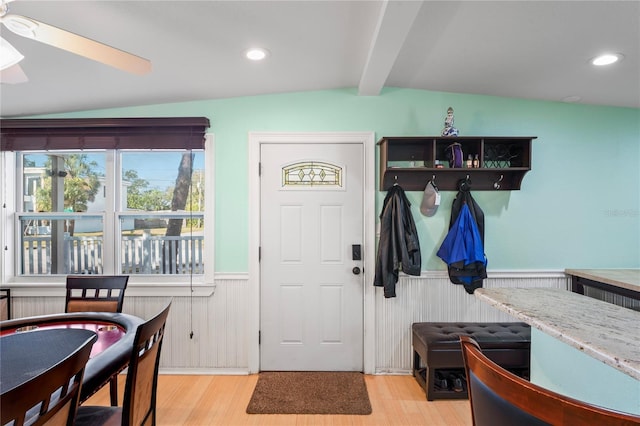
[374,185,421,298]
[437,182,487,294]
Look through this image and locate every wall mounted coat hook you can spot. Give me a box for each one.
[458,176,472,192]
[493,174,504,190]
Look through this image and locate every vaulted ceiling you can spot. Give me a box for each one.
[1,1,638,118]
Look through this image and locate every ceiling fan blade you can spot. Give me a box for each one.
[0,35,24,69]
[1,14,151,75]
[0,62,28,84]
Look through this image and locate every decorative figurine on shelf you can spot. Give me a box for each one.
[441,107,459,137]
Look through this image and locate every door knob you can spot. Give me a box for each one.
[352,266,361,275]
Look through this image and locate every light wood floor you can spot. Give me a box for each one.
[84,374,472,425]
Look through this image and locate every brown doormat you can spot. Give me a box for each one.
[246,371,372,415]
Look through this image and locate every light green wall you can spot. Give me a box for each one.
[45,87,640,272]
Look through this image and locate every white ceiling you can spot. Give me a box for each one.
[1,0,638,118]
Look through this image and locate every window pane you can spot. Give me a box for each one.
[17,148,209,279]
[121,151,205,212]
[22,153,106,213]
[120,214,204,275]
[20,215,104,275]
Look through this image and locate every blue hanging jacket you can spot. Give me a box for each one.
[437,203,487,293]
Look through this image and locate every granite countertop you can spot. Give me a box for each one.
[565,269,640,293]
[475,287,640,380]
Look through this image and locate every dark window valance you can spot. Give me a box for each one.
[0,117,211,151]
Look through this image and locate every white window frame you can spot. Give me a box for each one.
[0,134,215,297]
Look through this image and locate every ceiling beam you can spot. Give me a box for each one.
[358,1,423,96]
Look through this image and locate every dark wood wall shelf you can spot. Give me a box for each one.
[378,136,536,191]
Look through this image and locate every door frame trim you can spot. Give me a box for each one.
[248,132,376,374]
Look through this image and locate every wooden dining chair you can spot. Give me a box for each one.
[75,301,172,426]
[66,275,129,406]
[65,275,129,314]
[459,335,640,426]
[1,331,96,426]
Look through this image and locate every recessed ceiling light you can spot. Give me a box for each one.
[245,48,269,61]
[590,53,624,66]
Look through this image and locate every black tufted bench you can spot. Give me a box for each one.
[412,322,531,400]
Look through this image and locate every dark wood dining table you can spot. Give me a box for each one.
[1,328,97,396]
[1,312,144,401]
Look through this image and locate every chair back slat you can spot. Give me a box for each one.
[460,335,640,426]
[67,300,120,313]
[121,302,171,426]
[130,342,161,425]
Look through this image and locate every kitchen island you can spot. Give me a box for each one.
[475,287,640,415]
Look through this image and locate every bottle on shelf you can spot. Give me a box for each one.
[466,154,473,168]
[473,154,479,168]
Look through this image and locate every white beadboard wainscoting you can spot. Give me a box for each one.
[373,271,569,374]
[7,271,568,374]
[583,287,640,311]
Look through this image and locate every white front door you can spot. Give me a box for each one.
[260,142,364,371]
